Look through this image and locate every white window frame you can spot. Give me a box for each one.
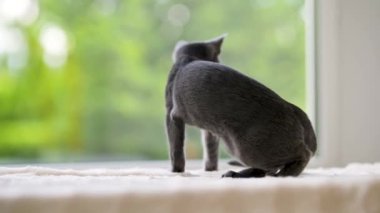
[306,0,341,167]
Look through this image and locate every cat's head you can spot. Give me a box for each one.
[172,34,227,63]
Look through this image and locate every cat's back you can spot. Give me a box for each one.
[174,60,281,103]
[172,60,288,131]
[177,60,252,88]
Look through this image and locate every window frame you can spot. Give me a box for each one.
[307,0,342,167]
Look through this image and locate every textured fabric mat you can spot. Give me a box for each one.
[0,162,380,213]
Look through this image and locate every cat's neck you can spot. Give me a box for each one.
[174,55,199,66]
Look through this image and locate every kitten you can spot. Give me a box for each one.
[165,35,317,178]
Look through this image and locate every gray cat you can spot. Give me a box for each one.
[165,35,316,178]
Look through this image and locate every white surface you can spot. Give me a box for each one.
[0,162,380,213]
[338,0,380,165]
[316,0,380,166]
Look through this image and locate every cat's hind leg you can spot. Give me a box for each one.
[275,158,308,177]
[222,168,266,178]
[273,148,311,177]
[222,158,309,178]
[228,160,244,167]
[202,130,219,171]
[166,114,185,172]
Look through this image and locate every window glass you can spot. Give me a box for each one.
[0,0,305,162]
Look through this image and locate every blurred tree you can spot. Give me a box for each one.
[0,0,305,162]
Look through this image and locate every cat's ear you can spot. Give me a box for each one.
[172,40,188,62]
[174,40,188,52]
[206,33,228,54]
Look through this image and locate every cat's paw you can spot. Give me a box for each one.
[171,167,184,173]
[205,166,218,172]
[205,162,218,171]
[221,170,238,178]
[171,158,185,173]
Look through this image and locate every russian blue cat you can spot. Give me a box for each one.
[165,35,316,178]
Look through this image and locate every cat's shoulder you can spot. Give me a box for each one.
[182,60,237,74]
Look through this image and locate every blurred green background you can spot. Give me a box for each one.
[0,0,305,163]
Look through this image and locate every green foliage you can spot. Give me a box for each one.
[0,0,305,162]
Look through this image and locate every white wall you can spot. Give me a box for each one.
[317,0,380,166]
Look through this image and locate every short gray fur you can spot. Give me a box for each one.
[165,35,317,178]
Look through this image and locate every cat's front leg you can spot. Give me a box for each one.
[202,130,219,171]
[166,114,185,172]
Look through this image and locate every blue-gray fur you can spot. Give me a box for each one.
[165,35,317,178]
